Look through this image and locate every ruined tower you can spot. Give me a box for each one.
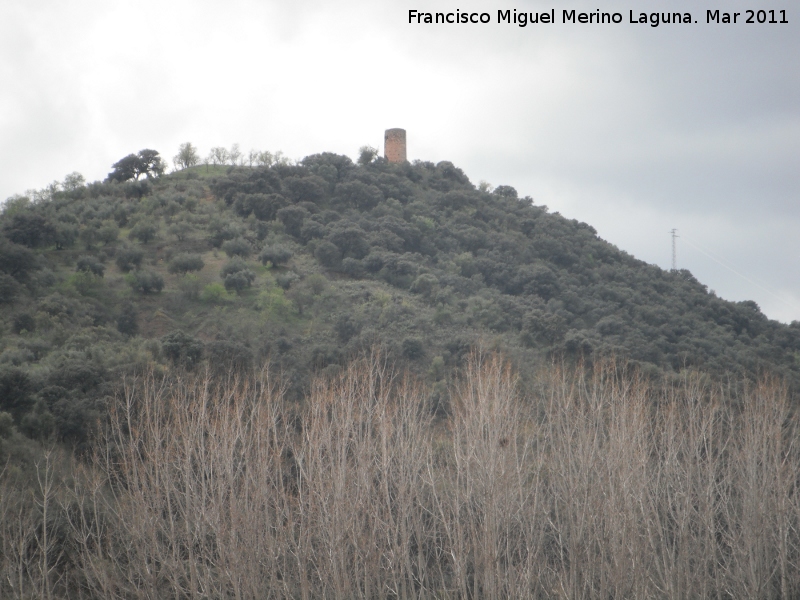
[384,128,407,163]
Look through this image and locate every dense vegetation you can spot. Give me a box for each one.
[2,147,800,598]
[2,354,800,598]
[1,148,799,452]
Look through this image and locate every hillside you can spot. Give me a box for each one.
[1,149,799,448]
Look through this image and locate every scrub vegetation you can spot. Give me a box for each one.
[1,147,800,597]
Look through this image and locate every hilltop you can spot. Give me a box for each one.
[1,148,799,448]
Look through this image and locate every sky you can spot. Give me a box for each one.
[1,0,798,321]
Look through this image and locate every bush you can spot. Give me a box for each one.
[314,240,342,269]
[161,331,204,369]
[220,257,250,279]
[201,283,229,303]
[127,270,164,294]
[76,255,105,277]
[168,253,205,274]
[0,273,23,304]
[130,219,158,243]
[97,221,120,245]
[402,337,425,360]
[222,237,252,258]
[12,313,36,334]
[276,205,310,238]
[117,302,138,336]
[259,245,293,266]
[115,247,144,272]
[224,270,255,294]
[276,271,299,289]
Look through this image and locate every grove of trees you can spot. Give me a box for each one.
[2,354,800,598]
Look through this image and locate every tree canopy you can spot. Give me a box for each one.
[106,149,166,182]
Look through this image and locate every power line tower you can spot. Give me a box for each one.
[670,228,678,271]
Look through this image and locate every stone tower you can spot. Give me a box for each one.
[384,128,407,163]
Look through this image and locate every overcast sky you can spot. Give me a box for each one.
[2,0,798,321]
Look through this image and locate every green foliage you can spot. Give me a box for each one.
[161,331,204,369]
[358,145,378,166]
[168,253,204,274]
[259,244,293,266]
[12,313,36,334]
[97,221,120,245]
[115,246,144,272]
[3,212,56,247]
[0,273,23,303]
[222,237,252,258]
[224,270,255,294]
[0,366,33,422]
[117,302,138,336]
[173,142,200,170]
[2,147,800,455]
[0,411,13,438]
[67,271,104,297]
[130,219,158,243]
[107,149,166,182]
[314,240,341,268]
[76,255,105,277]
[0,238,37,280]
[201,283,230,303]
[127,270,164,294]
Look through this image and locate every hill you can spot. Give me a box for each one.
[1,149,799,448]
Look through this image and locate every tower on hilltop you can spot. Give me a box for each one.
[384,128,407,163]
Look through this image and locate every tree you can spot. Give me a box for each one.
[259,245,293,266]
[76,256,105,277]
[137,149,166,178]
[221,258,255,293]
[127,270,164,294]
[173,142,200,170]
[256,150,274,167]
[208,147,230,166]
[117,302,138,336]
[161,331,203,368]
[115,247,144,272]
[62,172,86,191]
[358,145,378,166]
[168,253,205,275]
[106,149,166,182]
[229,143,242,166]
[130,219,158,243]
[97,222,119,245]
[222,237,252,258]
[4,213,56,248]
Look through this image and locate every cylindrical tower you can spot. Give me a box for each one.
[384,128,407,163]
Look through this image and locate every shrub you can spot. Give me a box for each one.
[201,283,229,303]
[97,222,120,245]
[276,271,299,290]
[117,302,138,336]
[259,245,293,266]
[12,313,36,334]
[314,240,342,269]
[0,273,23,304]
[402,337,425,360]
[224,270,255,294]
[115,247,144,272]
[130,219,158,243]
[76,255,105,277]
[127,270,164,294]
[161,331,204,368]
[220,257,250,279]
[168,253,205,274]
[222,237,252,258]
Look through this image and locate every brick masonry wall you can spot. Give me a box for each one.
[384,128,407,163]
